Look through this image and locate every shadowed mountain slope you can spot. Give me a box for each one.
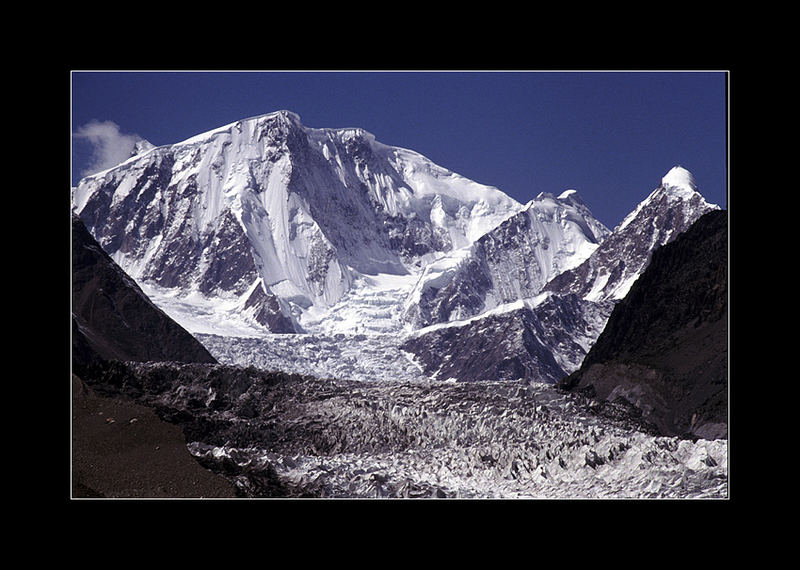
[559,210,728,440]
[72,214,217,372]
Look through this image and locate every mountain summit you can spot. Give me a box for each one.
[661,165,698,193]
[72,111,522,335]
[543,166,719,303]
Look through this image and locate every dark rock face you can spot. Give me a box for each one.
[242,281,297,333]
[402,309,566,384]
[559,210,728,439]
[384,213,453,260]
[71,214,217,373]
[401,294,613,384]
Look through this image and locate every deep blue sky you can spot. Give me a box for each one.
[71,71,727,229]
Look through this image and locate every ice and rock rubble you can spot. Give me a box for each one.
[109,361,725,498]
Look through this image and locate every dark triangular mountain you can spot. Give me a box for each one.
[559,210,728,439]
[72,214,217,373]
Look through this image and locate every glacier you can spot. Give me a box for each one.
[112,361,727,499]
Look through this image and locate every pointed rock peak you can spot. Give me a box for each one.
[275,109,303,124]
[236,110,304,135]
[132,138,155,156]
[661,166,698,193]
[252,110,305,132]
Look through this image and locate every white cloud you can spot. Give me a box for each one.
[73,120,140,177]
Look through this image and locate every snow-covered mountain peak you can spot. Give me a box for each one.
[271,109,303,123]
[523,189,609,245]
[173,110,303,149]
[549,166,721,304]
[556,189,590,209]
[238,109,303,128]
[530,191,566,207]
[72,110,528,335]
[661,165,698,194]
[615,166,715,235]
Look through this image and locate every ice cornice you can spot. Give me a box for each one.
[661,165,698,193]
[655,166,719,209]
[533,189,585,205]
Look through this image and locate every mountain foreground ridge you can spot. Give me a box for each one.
[72,214,217,371]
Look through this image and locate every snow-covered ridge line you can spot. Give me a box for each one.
[406,292,555,338]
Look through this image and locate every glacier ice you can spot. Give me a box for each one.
[119,361,727,499]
